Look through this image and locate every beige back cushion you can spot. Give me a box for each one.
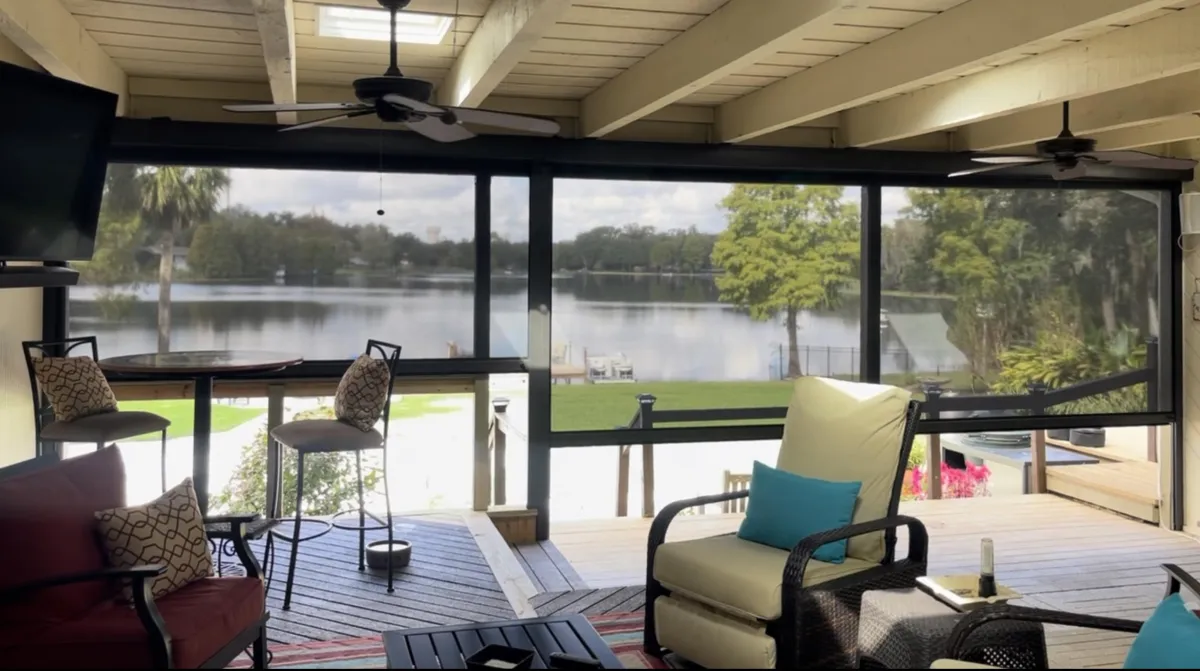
[776,377,913,563]
[33,356,119,422]
[334,354,392,432]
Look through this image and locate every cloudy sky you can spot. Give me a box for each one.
[226,168,910,243]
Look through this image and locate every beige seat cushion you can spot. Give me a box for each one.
[777,377,912,563]
[654,534,878,621]
[272,418,385,453]
[95,478,212,601]
[41,410,170,442]
[656,595,777,669]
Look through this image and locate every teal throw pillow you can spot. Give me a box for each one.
[1124,593,1200,669]
[736,461,861,564]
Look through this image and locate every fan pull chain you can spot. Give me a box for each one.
[377,130,385,216]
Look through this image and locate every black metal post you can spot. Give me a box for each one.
[527,167,554,541]
[1146,336,1159,412]
[40,263,69,461]
[473,174,491,357]
[1163,187,1185,531]
[860,184,882,383]
[193,375,214,516]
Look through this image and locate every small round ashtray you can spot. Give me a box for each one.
[365,540,412,570]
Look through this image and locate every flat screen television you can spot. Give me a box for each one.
[0,62,117,261]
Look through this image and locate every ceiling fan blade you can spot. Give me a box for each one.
[382,93,443,115]
[279,109,375,132]
[445,107,561,135]
[971,155,1047,165]
[408,116,476,142]
[1083,150,1197,170]
[225,102,368,113]
[950,162,1047,178]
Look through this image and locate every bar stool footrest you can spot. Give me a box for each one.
[330,508,392,532]
[269,517,334,544]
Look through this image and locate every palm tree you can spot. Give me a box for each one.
[139,167,230,353]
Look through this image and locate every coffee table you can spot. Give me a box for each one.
[383,614,624,669]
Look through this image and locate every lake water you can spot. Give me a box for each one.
[69,274,953,380]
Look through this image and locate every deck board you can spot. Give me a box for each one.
[510,540,590,592]
[546,494,1200,668]
[216,513,518,644]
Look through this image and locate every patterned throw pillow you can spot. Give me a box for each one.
[95,478,212,601]
[33,356,119,422]
[334,354,392,432]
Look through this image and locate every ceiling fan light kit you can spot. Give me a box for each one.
[950,101,1195,180]
[223,0,560,142]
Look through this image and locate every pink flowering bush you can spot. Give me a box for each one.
[902,463,990,500]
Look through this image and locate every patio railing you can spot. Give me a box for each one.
[610,338,1160,516]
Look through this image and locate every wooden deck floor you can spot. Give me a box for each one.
[224,513,520,645]
[547,495,1200,668]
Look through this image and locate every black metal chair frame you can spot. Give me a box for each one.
[942,563,1200,669]
[21,336,169,492]
[272,339,403,611]
[643,400,928,669]
[0,455,269,669]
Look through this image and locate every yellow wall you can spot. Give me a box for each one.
[1172,139,1200,536]
[0,36,43,466]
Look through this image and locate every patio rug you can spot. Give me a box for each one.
[228,612,667,669]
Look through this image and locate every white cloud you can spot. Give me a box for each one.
[223,168,903,242]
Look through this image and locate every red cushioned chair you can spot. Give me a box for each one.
[0,447,269,669]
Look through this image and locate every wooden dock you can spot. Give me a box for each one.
[546,495,1200,668]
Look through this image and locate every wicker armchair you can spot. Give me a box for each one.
[932,563,1200,669]
[643,377,927,669]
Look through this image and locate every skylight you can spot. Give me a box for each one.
[316,5,453,44]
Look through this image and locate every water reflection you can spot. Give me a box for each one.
[70,273,952,380]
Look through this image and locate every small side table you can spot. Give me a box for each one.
[857,588,1047,669]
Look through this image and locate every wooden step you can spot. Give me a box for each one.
[1047,461,1160,524]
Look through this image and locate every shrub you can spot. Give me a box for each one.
[211,406,380,517]
[903,462,990,501]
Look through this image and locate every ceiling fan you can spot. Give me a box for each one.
[222,0,560,142]
[950,101,1195,179]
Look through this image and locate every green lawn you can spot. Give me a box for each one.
[122,400,266,441]
[550,370,986,432]
[551,380,796,431]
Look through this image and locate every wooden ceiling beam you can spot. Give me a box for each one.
[840,1,1200,148]
[718,0,1178,144]
[580,0,852,138]
[1087,115,1200,151]
[250,0,297,125]
[438,0,573,108]
[956,71,1200,151]
[0,0,127,113]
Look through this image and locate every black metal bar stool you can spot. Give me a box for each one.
[22,336,171,491]
[269,340,402,610]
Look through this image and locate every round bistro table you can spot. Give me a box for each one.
[99,350,303,515]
